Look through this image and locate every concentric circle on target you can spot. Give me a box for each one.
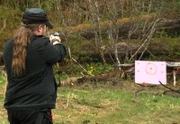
[145,63,157,75]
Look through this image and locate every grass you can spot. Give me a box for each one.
[0,78,180,124]
[0,75,8,124]
[51,81,180,124]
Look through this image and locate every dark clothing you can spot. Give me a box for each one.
[7,108,53,124]
[3,35,66,110]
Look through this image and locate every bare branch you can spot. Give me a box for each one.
[0,19,6,34]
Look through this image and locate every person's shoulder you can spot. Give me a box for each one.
[31,36,51,49]
[4,39,13,48]
[32,36,50,44]
[5,39,13,44]
[41,36,49,40]
[3,39,13,55]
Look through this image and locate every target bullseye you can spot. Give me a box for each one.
[146,63,157,75]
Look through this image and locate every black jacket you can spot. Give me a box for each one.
[3,35,66,109]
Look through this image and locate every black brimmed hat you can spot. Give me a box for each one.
[22,8,53,29]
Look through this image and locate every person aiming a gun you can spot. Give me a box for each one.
[2,8,66,124]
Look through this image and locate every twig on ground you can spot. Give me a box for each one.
[159,81,180,94]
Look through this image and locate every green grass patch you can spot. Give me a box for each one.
[52,84,180,124]
[0,79,180,124]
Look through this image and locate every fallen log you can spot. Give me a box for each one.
[59,66,135,86]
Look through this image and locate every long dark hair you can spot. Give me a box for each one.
[12,23,40,76]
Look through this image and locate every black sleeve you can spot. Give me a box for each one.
[33,37,66,64]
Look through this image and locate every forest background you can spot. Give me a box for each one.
[0,1,180,123]
[0,0,179,78]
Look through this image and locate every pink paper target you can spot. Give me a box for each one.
[135,61,166,85]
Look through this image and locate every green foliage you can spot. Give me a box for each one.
[154,31,170,38]
[165,37,180,59]
[86,63,115,76]
[0,75,5,102]
[0,0,179,63]
[173,0,180,12]
[0,75,5,84]
[0,6,11,19]
[53,62,115,81]
[68,34,84,55]
[0,6,22,50]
